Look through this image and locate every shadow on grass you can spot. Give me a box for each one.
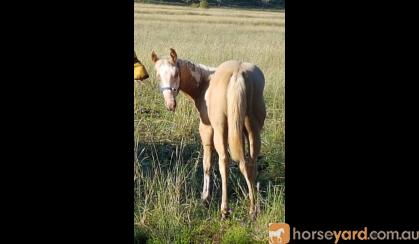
[134,226,148,244]
[135,140,283,203]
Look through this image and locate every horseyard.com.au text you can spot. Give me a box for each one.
[292,227,419,243]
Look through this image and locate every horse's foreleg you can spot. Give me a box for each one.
[199,122,214,205]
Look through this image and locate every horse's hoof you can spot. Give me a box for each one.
[221,208,232,220]
[249,211,257,221]
[249,206,258,221]
[201,198,210,208]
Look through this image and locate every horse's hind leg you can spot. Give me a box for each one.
[199,121,214,206]
[212,122,230,219]
[240,116,261,217]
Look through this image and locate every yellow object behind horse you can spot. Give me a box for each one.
[134,52,149,81]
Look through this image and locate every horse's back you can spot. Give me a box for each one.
[210,60,264,88]
[209,60,264,92]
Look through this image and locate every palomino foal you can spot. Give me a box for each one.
[151,49,266,219]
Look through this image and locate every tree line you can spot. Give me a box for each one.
[135,0,285,9]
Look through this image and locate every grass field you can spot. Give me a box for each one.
[134,3,285,243]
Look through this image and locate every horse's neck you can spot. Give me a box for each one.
[177,59,216,100]
[192,62,216,83]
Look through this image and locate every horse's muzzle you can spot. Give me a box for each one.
[166,100,176,112]
[140,73,149,81]
[134,73,148,83]
[163,90,177,112]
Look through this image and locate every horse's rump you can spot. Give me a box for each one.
[208,60,265,162]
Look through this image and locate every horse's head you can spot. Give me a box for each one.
[151,48,180,112]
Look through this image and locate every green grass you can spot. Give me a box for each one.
[134,3,284,243]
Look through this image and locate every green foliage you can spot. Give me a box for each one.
[221,225,253,244]
[199,0,209,8]
[134,226,148,244]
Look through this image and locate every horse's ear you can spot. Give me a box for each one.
[151,50,159,64]
[169,48,177,63]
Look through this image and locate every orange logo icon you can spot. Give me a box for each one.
[269,223,290,244]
